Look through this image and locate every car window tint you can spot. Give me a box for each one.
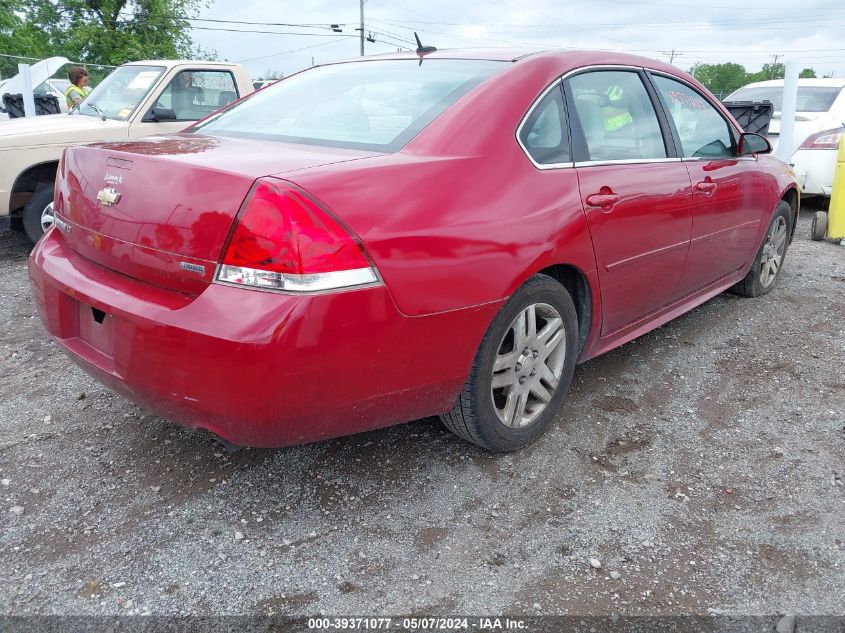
[519,84,570,165]
[157,70,238,121]
[568,70,667,161]
[651,75,735,158]
[193,59,506,152]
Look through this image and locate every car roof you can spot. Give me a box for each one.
[328,48,685,75]
[736,78,845,89]
[124,60,244,69]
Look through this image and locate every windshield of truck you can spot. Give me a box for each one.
[72,65,165,120]
[725,85,843,113]
[192,59,507,152]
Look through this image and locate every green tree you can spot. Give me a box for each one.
[799,68,816,78]
[689,62,749,95]
[3,0,214,65]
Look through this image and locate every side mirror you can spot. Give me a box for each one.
[739,132,772,156]
[143,106,177,123]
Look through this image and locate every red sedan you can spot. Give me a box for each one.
[29,50,798,452]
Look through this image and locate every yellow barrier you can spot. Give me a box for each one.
[829,135,845,240]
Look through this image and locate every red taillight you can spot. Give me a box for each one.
[799,127,845,150]
[217,178,379,293]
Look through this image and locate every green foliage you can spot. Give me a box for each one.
[1,0,215,65]
[799,68,816,78]
[691,61,820,97]
[689,62,749,96]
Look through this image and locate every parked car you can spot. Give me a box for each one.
[252,79,280,91]
[0,59,254,242]
[725,78,845,198]
[29,50,799,452]
[0,56,70,120]
[36,78,72,114]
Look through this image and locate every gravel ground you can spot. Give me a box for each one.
[1,210,843,621]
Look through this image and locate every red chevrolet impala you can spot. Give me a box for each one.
[29,50,798,452]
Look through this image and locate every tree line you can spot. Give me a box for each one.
[0,0,212,66]
[689,62,825,97]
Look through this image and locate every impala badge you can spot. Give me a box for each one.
[97,187,122,207]
[179,262,206,275]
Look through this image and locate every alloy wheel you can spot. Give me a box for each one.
[490,302,567,429]
[759,215,787,288]
[40,202,55,233]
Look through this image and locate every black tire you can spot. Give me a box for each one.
[440,274,579,452]
[731,200,793,298]
[810,210,828,241]
[22,183,55,244]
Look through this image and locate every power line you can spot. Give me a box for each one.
[237,38,356,63]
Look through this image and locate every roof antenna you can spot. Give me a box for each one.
[414,32,437,65]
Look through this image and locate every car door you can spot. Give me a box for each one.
[566,69,694,335]
[130,69,241,138]
[647,72,764,299]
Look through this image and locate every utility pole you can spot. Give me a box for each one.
[663,49,681,65]
[359,0,365,56]
[770,54,779,78]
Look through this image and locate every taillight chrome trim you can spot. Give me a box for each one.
[214,264,382,294]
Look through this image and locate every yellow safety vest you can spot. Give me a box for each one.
[604,86,633,132]
[65,84,91,109]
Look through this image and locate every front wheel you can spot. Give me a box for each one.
[440,274,579,452]
[731,200,793,298]
[22,184,55,244]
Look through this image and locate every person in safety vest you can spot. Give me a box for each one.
[603,85,633,132]
[65,66,92,109]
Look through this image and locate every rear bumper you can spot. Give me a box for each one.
[791,148,836,197]
[29,229,496,447]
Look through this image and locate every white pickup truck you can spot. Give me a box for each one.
[0,59,254,242]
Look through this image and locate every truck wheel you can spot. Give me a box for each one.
[22,184,55,244]
[811,211,827,241]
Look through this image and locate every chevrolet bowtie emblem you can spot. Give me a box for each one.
[97,187,122,206]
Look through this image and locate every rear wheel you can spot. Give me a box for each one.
[731,200,793,298]
[811,210,828,241]
[440,274,579,452]
[22,183,55,244]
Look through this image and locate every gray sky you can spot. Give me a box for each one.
[191,0,845,80]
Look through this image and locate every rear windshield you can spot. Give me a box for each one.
[192,59,507,151]
[724,86,843,113]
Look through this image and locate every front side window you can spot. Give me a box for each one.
[193,59,507,152]
[652,74,735,158]
[567,70,667,162]
[71,64,165,120]
[519,84,570,165]
[155,70,238,121]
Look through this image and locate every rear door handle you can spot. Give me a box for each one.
[585,192,621,212]
[695,181,717,194]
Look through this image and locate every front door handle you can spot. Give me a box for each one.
[585,191,621,212]
[695,181,717,194]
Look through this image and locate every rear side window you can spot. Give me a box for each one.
[194,59,506,152]
[567,70,667,162]
[156,70,238,122]
[519,84,570,165]
[651,74,735,158]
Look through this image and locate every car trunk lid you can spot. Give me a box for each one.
[57,134,381,295]
[766,112,829,155]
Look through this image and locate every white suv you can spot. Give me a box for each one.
[726,78,845,198]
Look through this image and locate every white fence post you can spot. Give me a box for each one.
[18,63,36,117]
